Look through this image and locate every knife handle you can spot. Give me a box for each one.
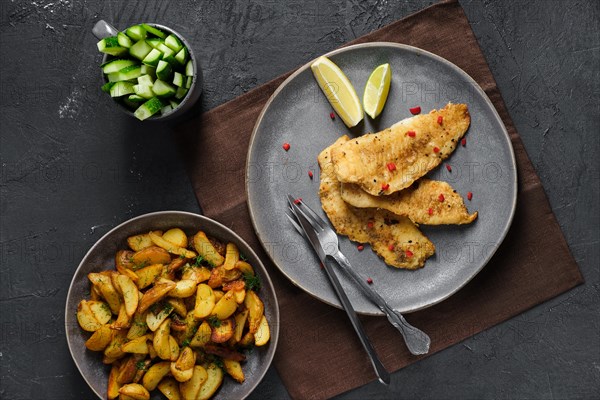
[332,251,431,355]
[322,258,390,385]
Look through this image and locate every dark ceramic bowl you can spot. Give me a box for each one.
[92,20,202,121]
[65,211,279,399]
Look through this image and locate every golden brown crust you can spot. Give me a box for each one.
[330,103,470,195]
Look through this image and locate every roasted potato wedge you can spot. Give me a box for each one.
[254,314,270,346]
[119,383,150,400]
[197,363,224,400]
[142,361,170,391]
[135,264,164,289]
[232,310,249,343]
[104,330,128,360]
[171,346,195,382]
[223,243,239,270]
[203,344,246,362]
[127,233,155,252]
[127,310,148,340]
[117,355,142,385]
[146,304,174,332]
[153,319,172,360]
[112,303,132,330]
[162,228,188,248]
[234,260,255,276]
[77,300,103,331]
[86,324,114,351]
[244,290,264,334]
[88,300,113,324]
[189,321,212,348]
[115,250,139,282]
[88,272,122,314]
[117,274,139,317]
[168,335,180,361]
[211,290,237,320]
[157,377,182,400]
[169,279,197,298]
[107,362,122,399]
[166,298,187,317]
[121,335,149,354]
[179,365,208,400]
[138,281,176,313]
[193,231,225,267]
[210,318,235,343]
[223,359,245,383]
[194,284,215,319]
[132,246,171,268]
[149,231,196,259]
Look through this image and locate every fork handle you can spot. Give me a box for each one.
[322,257,390,385]
[332,251,431,355]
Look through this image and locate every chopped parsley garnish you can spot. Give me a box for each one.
[239,252,247,261]
[243,273,261,292]
[181,338,191,347]
[132,260,148,271]
[206,316,221,327]
[193,255,204,266]
[135,361,147,370]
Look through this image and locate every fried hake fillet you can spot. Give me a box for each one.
[331,103,470,196]
[319,136,435,269]
[340,179,477,225]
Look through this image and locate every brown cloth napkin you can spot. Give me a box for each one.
[174,1,583,398]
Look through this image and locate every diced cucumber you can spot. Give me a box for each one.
[107,65,142,82]
[175,86,188,100]
[185,60,193,76]
[128,94,146,102]
[152,79,176,98]
[142,48,163,67]
[169,100,179,108]
[97,37,128,56]
[101,59,138,74]
[164,34,183,52]
[141,24,167,39]
[129,40,153,61]
[156,43,175,58]
[110,81,135,97]
[174,47,188,65]
[123,98,140,109]
[185,76,193,89]
[101,81,116,93]
[117,32,132,48]
[146,38,164,49]
[140,64,156,77]
[161,105,173,115]
[156,60,172,81]
[134,97,163,120]
[138,74,154,85]
[134,84,155,99]
[173,72,184,87]
[126,25,146,41]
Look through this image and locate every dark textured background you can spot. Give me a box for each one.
[1,0,598,399]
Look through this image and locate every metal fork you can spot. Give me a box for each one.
[286,195,431,356]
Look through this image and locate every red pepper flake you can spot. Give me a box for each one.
[433,147,440,153]
[357,245,364,251]
[308,170,313,179]
[467,191,473,201]
[367,220,374,229]
[406,130,416,137]
[405,250,414,257]
[282,143,290,151]
[446,164,452,172]
[329,112,335,120]
[386,162,396,172]
[367,277,373,284]
[381,183,390,191]
[294,198,302,205]
[427,208,433,216]
[388,244,395,251]
[437,115,443,125]
[409,106,421,115]
[438,194,445,202]
[461,137,467,147]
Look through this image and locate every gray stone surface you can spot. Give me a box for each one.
[1,0,598,399]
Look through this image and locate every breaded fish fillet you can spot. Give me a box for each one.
[331,103,470,196]
[340,179,477,225]
[319,136,435,269]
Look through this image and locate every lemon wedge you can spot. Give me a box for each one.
[311,56,363,128]
[363,63,391,119]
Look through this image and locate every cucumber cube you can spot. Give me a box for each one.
[174,47,188,65]
[140,65,156,77]
[101,59,138,74]
[107,65,142,82]
[156,60,172,81]
[185,76,193,89]
[175,87,188,100]
[142,48,163,67]
[173,72,184,87]
[169,100,180,109]
[164,34,183,52]
[161,105,173,115]
[128,94,146,102]
[129,40,153,60]
[117,32,132,48]
[152,79,176,98]
[185,60,193,76]
[134,84,155,99]
[101,81,116,93]
[146,38,164,49]
[110,81,135,97]
[141,24,167,39]
[138,74,154,86]
[126,25,146,41]
[97,37,127,56]
[134,97,163,120]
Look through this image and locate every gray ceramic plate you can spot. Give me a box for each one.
[65,211,279,399]
[246,43,517,315]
